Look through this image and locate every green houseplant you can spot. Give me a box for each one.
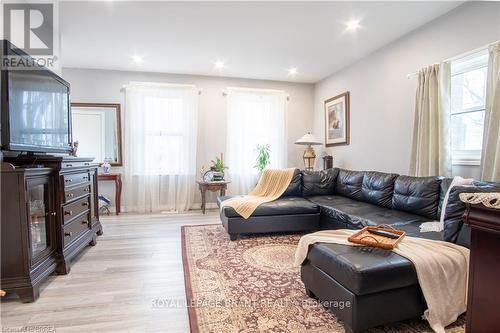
[254,144,271,172]
[211,155,228,173]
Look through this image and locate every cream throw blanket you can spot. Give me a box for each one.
[221,168,295,219]
[294,229,469,333]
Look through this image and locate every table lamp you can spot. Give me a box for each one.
[294,132,322,171]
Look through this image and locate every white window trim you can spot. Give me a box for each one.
[452,158,481,166]
[450,49,488,167]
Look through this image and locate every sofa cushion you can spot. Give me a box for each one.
[217,196,319,218]
[308,195,429,230]
[334,169,365,200]
[302,168,338,197]
[306,242,418,296]
[361,171,398,208]
[392,176,441,219]
[282,168,302,197]
[443,181,500,246]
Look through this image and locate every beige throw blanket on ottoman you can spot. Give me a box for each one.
[220,168,295,219]
[294,229,469,333]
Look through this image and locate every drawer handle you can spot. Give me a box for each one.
[51,212,57,216]
[67,193,74,198]
[83,188,90,192]
[83,176,88,180]
[65,232,73,237]
[82,202,89,207]
[66,179,73,183]
[66,164,73,167]
[82,220,89,225]
[65,210,73,216]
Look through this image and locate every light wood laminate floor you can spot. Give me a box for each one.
[1,211,221,333]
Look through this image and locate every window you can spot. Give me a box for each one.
[143,96,186,175]
[450,50,489,165]
[125,83,198,176]
[225,87,287,193]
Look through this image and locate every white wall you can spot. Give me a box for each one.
[62,68,314,210]
[313,2,500,177]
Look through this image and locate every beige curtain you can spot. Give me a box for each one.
[409,63,452,177]
[480,42,500,182]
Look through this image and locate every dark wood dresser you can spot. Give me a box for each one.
[1,156,102,302]
[463,200,500,333]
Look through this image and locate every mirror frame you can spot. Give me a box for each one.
[70,102,123,166]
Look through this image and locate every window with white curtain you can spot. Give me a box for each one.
[225,87,287,194]
[123,82,198,213]
[126,83,198,176]
[143,96,186,175]
[450,50,489,165]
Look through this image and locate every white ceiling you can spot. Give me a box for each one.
[60,1,463,83]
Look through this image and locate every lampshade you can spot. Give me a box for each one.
[295,132,322,146]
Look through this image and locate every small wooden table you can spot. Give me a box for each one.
[97,173,122,215]
[197,180,230,214]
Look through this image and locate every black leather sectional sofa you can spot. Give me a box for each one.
[218,168,500,333]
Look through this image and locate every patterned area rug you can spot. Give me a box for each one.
[181,225,465,333]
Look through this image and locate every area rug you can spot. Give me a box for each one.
[181,225,465,333]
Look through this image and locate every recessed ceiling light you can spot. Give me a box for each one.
[214,60,225,69]
[346,19,361,31]
[132,55,143,63]
[288,67,298,76]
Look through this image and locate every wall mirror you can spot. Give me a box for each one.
[71,103,123,166]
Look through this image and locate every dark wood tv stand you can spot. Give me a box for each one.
[1,155,102,302]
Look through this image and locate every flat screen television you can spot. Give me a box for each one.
[1,40,72,154]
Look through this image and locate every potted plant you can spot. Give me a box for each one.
[254,144,271,173]
[210,154,228,181]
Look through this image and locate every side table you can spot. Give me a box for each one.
[97,173,122,215]
[197,180,230,214]
[461,193,500,333]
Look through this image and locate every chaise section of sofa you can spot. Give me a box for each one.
[217,169,321,240]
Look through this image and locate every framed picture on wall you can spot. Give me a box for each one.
[324,91,350,147]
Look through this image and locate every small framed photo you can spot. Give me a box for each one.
[324,92,350,147]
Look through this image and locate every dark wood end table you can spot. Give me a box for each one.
[463,201,500,332]
[197,180,230,214]
[97,173,122,215]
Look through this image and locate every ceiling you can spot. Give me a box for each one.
[60,1,463,83]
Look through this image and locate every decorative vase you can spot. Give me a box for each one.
[102,161,111,174]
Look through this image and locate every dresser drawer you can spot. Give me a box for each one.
[62,196,90,224]
[63,213,91,247]
[64,183,91,203]
[63,172,90,188]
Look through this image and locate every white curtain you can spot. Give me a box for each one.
[409,63,452,177]
[123,82,198,213]
[225,88,287,194]
[480,42,500,181]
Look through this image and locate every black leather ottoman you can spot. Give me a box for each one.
[217,196,320,240]
[301,243,426,333]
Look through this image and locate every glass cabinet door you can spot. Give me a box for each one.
[27,181,51,259]
[89,171,98,222]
